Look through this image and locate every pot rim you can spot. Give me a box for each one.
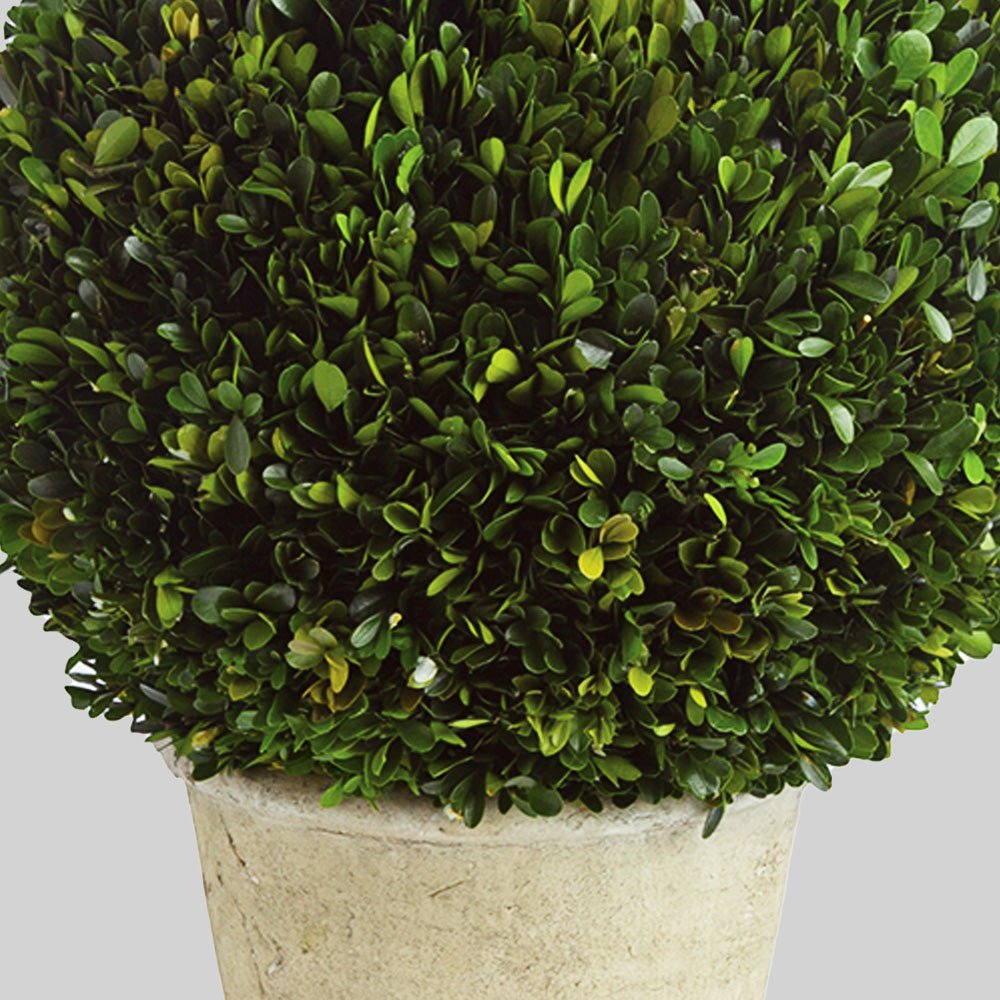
[157,740,803,847]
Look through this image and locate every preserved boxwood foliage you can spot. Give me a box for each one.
[1,0,1000,830]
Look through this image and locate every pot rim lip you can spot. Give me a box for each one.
[157,741,804,846]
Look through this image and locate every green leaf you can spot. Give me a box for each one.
[225,415,251,474]
[743,443,787,470]
[948,116,999,167]
[312,360,348,411]
[957,629,993,659]
[646,94,679,143]
[320,784,345,808]
[587,0,617,32]
[217,214,251,234]
[704,493,727,527]
[93,116,140,166]
[307,71,341,110]
[525,783,563,817]
[798,337,835,357]
[560,296,603,325]
[549,158,565,212]
[964,450,986,484]
[6,342,62,367]
[942,49,978,97]
[351,613,383,648]
[814,394,855,445]
[306,109,351,157]
[566,159,593,212]
[480,137,505,175]
[958,201,994,230]
[243,618,276,650]
[561,269,594,304]
[383,502,422,533]
[887,30,932,88]
[967,258,987,302]
[397,720,435,752]
[922,301,952,343]
[764,25,792,68]
[388,73,414,126]
[596,755,642,784]
[191,586,243,625]
[903,450,943,495]
[800,754,832,791]
[485,347,520,383]
[828,272,892,302]
[913,107,943,158]
[950,485,997,516]
[846,160,893,191]
[730,336,754,377]
[426,566,463,597]
[922,417,979,460]
[659,456,694,480]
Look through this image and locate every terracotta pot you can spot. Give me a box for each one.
[162,747,803,999]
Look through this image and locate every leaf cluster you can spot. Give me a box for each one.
[2,0,1000,831]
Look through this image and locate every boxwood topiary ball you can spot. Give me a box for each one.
[1,0,999,828]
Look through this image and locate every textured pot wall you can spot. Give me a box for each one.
[163,750,802,1000]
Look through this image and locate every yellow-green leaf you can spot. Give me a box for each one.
[628,666,654,696]
[578,546,605,579]
[485,347,520,383]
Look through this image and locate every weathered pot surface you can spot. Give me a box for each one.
[162,746,802,1000]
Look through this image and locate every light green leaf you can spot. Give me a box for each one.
[958,200,994,230]
[480,137,505,176]
[948,116,999,167]
[743,443,787,470]
[93,116,140,166]
[561,268,594,304]
[485,347,520,383]
[388,72,414,126]
[888,30,932,88]
[814,394,855,445]
[566,159,592,212]
[798,337,835,357]
[944,49,978,97]
[967,258,987,302]
[846,160,893,190]
[628,666,654,697]
[426,566,463,597]
[313,360,348,411]
[914,107,943,158]
[549,158,565,212]
[722,337,750,379]
[383,502,422,533]
[922,301,952,343]
[704,493,727,527]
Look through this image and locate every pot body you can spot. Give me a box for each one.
[163,748,802,1000]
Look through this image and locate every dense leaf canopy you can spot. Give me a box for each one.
[2,0,1000,829]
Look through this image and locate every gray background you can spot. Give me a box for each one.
[1,2,997,994]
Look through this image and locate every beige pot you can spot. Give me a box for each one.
[162,747,802,1000]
